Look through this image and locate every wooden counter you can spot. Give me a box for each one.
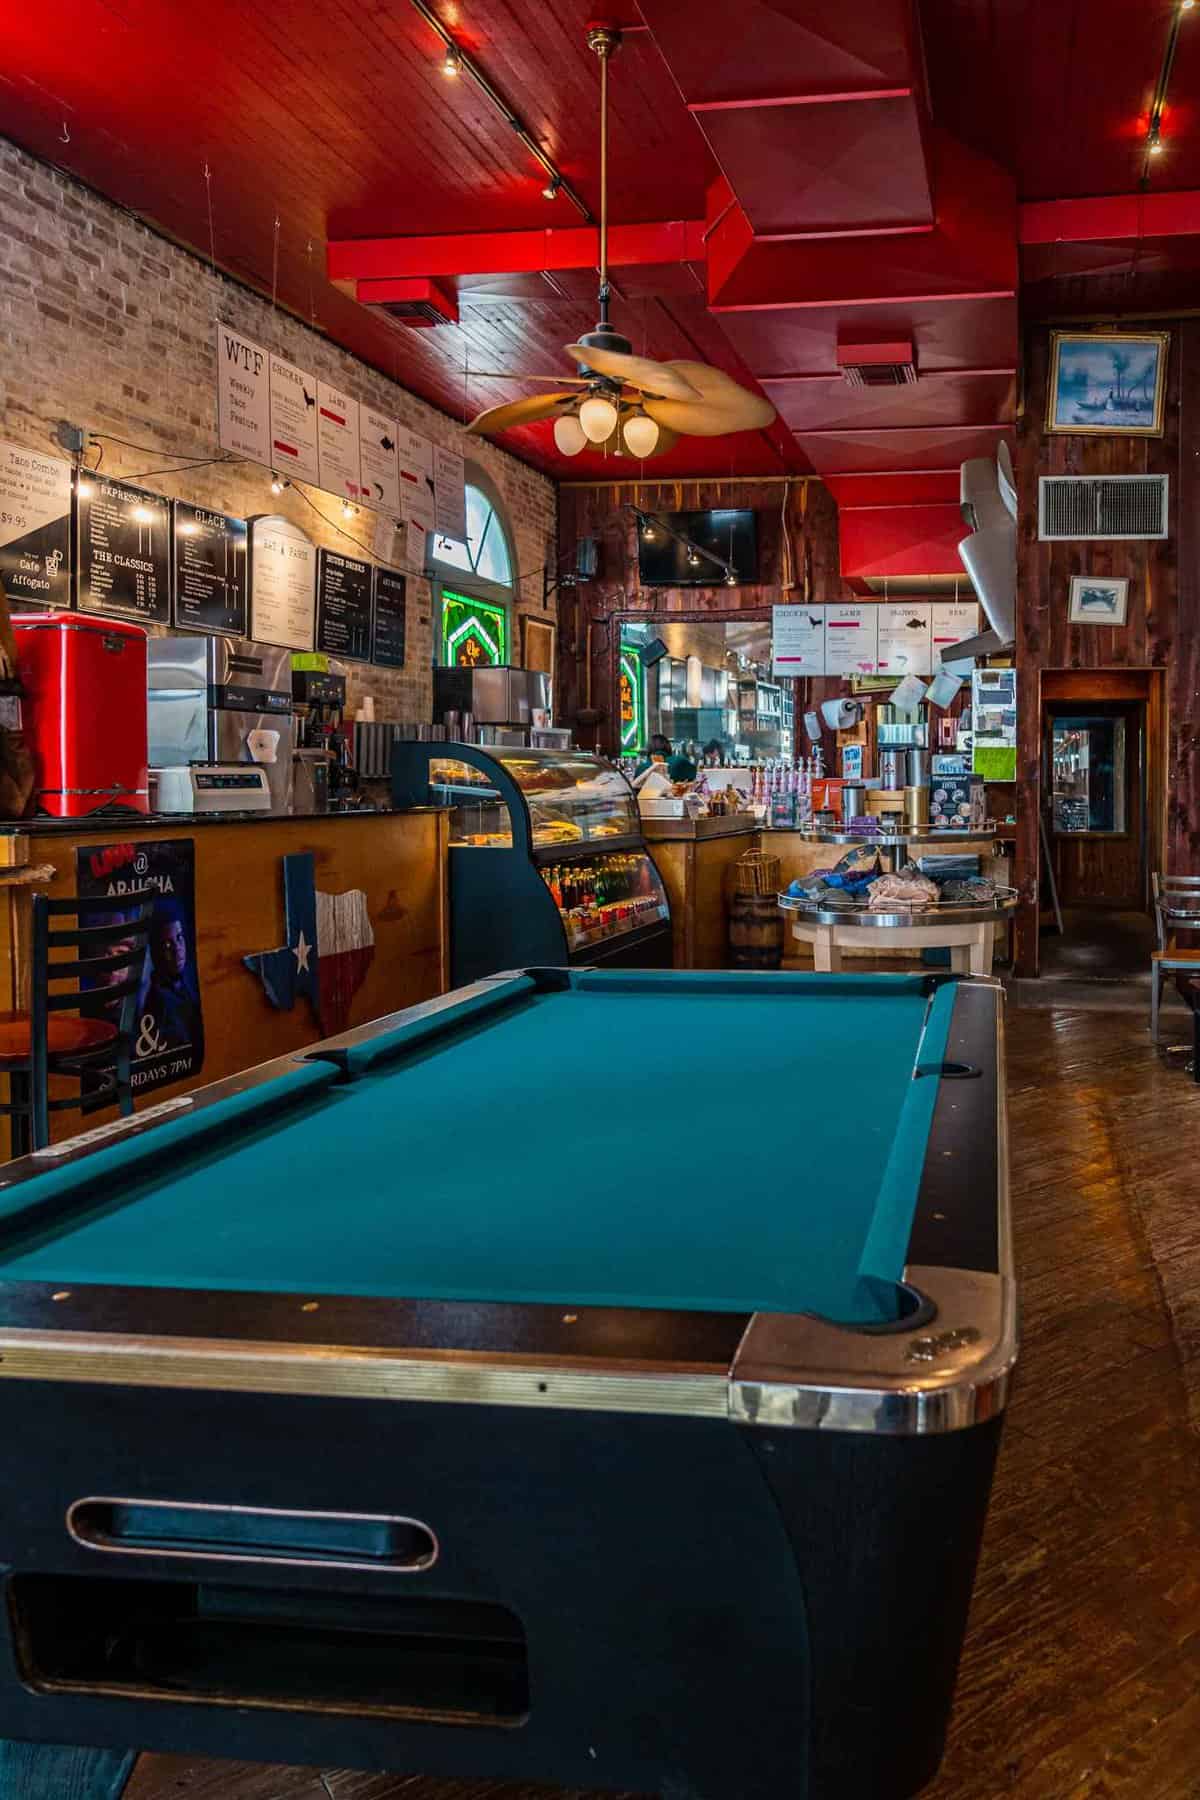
[642,817,758,969]
[0,808,448,1151]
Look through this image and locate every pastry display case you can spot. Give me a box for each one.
[393,743,671,984]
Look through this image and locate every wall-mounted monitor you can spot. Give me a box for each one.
[638,509,757,587]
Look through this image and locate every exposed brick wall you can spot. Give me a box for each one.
[0,137,557,720]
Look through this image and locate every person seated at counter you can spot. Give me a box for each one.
[701,739,726,768]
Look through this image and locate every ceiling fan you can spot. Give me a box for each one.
[465,26,776,460]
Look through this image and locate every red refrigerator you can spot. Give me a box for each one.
[13,613,149,817]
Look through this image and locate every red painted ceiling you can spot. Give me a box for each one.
[2,0,1198,521]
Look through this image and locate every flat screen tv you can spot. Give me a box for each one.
[637,509,757,587]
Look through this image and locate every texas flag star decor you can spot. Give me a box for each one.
[244,852,375,1036]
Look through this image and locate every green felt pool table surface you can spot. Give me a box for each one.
[0,971,958,1326]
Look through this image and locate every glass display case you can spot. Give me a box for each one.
[392,743,671,985]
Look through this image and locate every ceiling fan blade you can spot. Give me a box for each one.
[642,360,776,436]
[565,344,700,401]
[465,392,577,435]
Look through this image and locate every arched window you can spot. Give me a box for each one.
[428,468,516,665]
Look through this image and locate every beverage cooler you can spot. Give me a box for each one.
[392,743,671,985]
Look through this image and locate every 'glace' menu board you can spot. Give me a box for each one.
[172,502,248,636]
[248,514,317,651]
[316,549,372,661]
[372,566,407,668]
[77,478,171,623]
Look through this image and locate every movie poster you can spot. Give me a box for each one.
[75,838,204,1094]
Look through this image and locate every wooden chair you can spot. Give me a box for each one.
[0,893,153,1154]
[1151,872,1200,1044]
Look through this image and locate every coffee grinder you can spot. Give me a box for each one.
[291,668,352,812]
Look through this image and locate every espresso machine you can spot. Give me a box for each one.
[146,635,294,814]
[292,667,355,811]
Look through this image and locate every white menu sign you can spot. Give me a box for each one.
[877,602,932,676]
[268,355,320,485]
[772,604,826,676]
[824,603,879,677]
[433,445,466,540]
[216,325,271,465]
[360,408,400,514]
[316,382,362,502]
[249,514,317,651]
[931,601,980,669]
[397,425,434,499]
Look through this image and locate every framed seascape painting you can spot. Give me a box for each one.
[1047,331,1169,436]
[1068,575,1129,627]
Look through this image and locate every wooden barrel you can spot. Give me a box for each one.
[728,891,784,969]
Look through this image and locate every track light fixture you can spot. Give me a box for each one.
[724,567,738,587]
[441,42,462,76]
[341,501,357,519]
[687,547,702,568]
[270,472,285,495]
[1148,125,1164,154]
[542,174,562,201]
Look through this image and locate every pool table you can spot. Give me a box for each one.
[0,968,1014,1800]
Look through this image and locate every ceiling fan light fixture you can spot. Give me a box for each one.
[623,413,659,458]
[553,412,587,456]
[579,393,619,443]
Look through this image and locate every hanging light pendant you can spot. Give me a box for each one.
[623,412,660,458]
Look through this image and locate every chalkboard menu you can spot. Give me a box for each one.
[372,566,407,668]
[77,477,170,623]
[316,549,372,661]
[172,501,247,636]
[0,438,72,610]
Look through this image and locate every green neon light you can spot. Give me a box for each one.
[619,642,645,753]
[440,589,508,666]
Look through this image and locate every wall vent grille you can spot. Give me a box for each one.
[1038,474,1169,541]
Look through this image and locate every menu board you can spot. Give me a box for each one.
[172,502,247,636]
[433,445,466,540]
[771,604,825,676]
[372,566,407,668]
[249,514,316,651]
[932,601,980,670]
[0,438,72,609]
[215,325,271,465]
[824,603,879,678]
[877,603,932,676]
[316,549,372,661]
[360,408,400,514]
[316,382,362,502]
[77,477,170,622]
[268,354,320,485]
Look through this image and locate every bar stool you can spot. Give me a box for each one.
[1151,872,1200,1044]
[0,893,153,1154]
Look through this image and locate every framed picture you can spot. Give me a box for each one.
[1047,331,1169,436]
[522,614,557,676]
[1068,575,1129,626]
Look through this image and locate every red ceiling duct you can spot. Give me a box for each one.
[352,278,459,329]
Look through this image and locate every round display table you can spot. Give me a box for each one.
[779,888,1018,976]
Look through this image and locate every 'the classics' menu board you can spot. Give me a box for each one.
[0,438,73,609]
[371,566,407,668]
[249,514,317,652]
[316,549,372,661]
[77,477,171,623]
[172,502,248,636]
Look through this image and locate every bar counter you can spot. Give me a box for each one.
[642,815,758,969]
[0,806,448,1152]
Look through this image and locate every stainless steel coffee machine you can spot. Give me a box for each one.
[147,635,295,813]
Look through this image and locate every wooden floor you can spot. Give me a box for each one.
[126,1004,1200,1800]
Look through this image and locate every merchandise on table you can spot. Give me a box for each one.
[929,772,988,830]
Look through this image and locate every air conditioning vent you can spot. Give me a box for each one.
[380,299,454,329]
[837,339,917,389]
[1038,474,1169,541]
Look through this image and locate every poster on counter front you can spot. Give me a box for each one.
[75,838,204,1095]
[876,602,932,677]
[0,438,72,609]
[248,513,316,651]
[216,324,271,467]
[433,444,466,540]
[172,501,247,636]
[771,604,825,676]
[372,565,407,667]
[359,408,401,514]
[76,477,171,623]
[824,603,879,677]
[316,548,372,661]
[316,381,362,502]
[268,353,320,485]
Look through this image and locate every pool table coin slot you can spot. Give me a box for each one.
[67,1498,438,1573]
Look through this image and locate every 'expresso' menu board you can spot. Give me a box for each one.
[371,566,407,668]
[172,502,248,636]
[0,438,73,610]
[77,478,171,623]
[316,549,372,661]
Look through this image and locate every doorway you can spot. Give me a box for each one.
[1038,669,1166,985]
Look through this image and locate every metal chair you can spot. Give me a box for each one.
[0,893,153,1153]
[1151,872,1200,1044]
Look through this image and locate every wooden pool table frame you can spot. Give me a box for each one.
[0,967,1015,1437]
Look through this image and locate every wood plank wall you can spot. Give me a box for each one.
[555,477,849,758]
[1014,320,1200,973]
